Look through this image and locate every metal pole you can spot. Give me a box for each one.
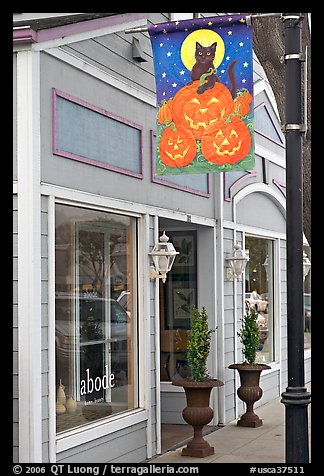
[280,12,311,463]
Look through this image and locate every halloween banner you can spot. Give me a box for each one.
[148,14,254,175]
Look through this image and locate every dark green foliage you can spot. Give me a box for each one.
[187,307,215,381]
[237,306,260,365]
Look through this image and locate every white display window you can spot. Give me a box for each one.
[55,204,138,433]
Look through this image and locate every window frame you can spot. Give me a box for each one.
[244,233,280,365]
[53,200,145,448]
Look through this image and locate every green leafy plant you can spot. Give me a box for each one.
[237,306,260,365]
[187,307,216,381]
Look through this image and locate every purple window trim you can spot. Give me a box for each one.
[52,88,143,179]
[150,131,210,198]
[272,179,287,197]
[223,170,257,202]
[13,13,148,44]
[254,102,285,148]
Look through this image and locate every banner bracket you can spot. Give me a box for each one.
[125,26,148,34]
[281,123,306,134]
[281,53,306,62]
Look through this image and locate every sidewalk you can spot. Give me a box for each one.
[148,382,311,464]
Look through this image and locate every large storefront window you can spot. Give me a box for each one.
[245,236,274,363]
[55,204,138,433]
[159,230,197,381]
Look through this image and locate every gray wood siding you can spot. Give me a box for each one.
[61,13,169,100]
[57,422,147,463]
[268,158,286,187]
[13,194,18,463]
[40,52,216,220]
[62,35,155,97]
[161,391,187,424]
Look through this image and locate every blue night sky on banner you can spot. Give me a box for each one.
[148,14,255,175]
[148,14,253,106]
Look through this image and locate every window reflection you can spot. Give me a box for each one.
[55,204,138,433]
[245,236,274,363]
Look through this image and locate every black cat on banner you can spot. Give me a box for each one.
[190,41,237,97]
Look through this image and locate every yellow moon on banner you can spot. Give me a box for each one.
[180,29,225,71]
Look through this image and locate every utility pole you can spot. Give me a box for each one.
[280,12,311,463]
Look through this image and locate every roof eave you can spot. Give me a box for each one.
[13,13,148,46]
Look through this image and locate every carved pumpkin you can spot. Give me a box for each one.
[159,124,197,168]
[158,99,173,125]
[234,91,253,116]
[201,116,252,164]
[172,81,235,140]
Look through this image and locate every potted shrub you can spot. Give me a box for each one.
[229,305,271,427]
[172,307,224,457]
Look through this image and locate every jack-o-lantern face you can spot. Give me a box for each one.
[159,124,197,167]
[201,116,252,164]
[172,81,234,140]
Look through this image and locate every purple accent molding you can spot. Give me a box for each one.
[223,170,257,202]
[272,179,287,197]
[13,13,148,44]
[150,130,210,197]
[254,102,285,147]
[52,88,143,179]
[13,27,37,44]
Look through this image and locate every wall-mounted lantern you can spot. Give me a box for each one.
[149,231,179,283]
[226,242,250,280]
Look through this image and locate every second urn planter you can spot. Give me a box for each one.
[228,363,270,427]
[229,305,271,427]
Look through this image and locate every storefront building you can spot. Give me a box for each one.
[13,12,311,463]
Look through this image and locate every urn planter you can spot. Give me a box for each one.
[172,378,224,457]
[228,363,271,428]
